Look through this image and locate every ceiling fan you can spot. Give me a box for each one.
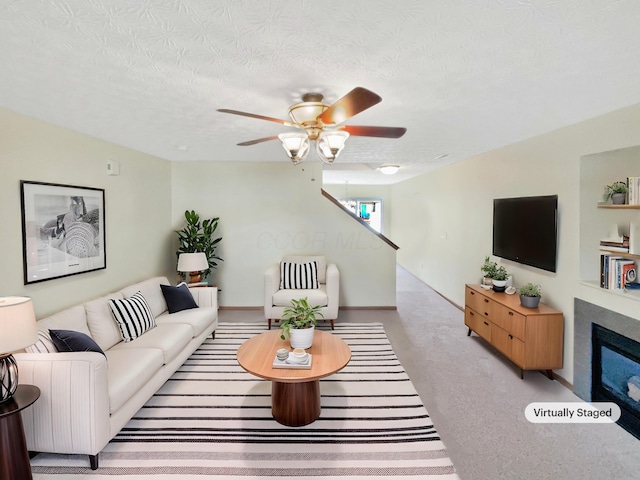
[217,87,407,165]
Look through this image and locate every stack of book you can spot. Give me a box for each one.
[600,236,630,253]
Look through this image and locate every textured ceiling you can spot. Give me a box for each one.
[2,1,640,184]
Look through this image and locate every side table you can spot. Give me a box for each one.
[0,384,40,480]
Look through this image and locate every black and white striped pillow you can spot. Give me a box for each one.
[108,291,156,342]
[25,330,58,353]
[280,261,319,289]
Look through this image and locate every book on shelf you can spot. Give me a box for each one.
[628,177,640,205]
[600,254,636,290]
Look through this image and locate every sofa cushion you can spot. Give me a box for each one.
[160,282,199,314]
[272,284,328,307]
[33,305,92,337]
[120,277,169,318]
[106,348,164,413]
[155,307,217,337]
[280,261,319,289]
[24,330,57,353]
[49,329,105,357]
[108,292,156,342]
[109,323,193,365]
[85,293,124,351]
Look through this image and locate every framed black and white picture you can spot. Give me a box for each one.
[20,181,106,284]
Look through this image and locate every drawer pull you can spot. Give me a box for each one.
[470,291,475,296]
[508,334,513,340]
[484,299,489,303]
[484,312,489,316]
[508,311,514,316]
[469,311,475,316]
[483,321,489,326]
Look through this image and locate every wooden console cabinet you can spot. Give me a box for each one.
[464,284,564,379]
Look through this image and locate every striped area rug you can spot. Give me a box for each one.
[31,322,459,479]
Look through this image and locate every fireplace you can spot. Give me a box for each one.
[592,324,640,439]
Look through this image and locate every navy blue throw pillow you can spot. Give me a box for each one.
[160,282,199,314]
[49,329,106,357]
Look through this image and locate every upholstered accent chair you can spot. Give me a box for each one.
[264,255,339,330]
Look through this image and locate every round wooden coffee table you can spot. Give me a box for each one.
[237,329,351,426]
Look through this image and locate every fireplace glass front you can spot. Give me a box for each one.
[592,324,640,439]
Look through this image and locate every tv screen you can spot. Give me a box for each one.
[492,195,558,273]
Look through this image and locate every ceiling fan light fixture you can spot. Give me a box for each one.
[378,164,400,175]
[316,131,349,164]
[288,102,329,125]
[278,133,310,164]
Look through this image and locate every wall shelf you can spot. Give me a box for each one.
[597,204,640,209]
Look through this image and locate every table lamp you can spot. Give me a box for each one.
[0,297,37,403]
[177,252,209,284]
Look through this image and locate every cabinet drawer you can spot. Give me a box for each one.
[465,307,492,342]
[465,287,484,313]
[494,306,525,340]
[491,325,525,366]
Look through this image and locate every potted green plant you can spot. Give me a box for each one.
[491,266,509,292]
[519,283,541,308]
[605,181,628,205]
[481,256,498,286]
[175,210,223,281]
[280,297,324,349]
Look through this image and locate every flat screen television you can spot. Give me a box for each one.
[492,195,558,273]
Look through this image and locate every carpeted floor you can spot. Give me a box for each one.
[30,322,460,479]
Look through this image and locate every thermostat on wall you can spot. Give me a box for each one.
[107,160,120,176]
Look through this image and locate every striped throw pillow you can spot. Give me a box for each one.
[25,330,58,353]
[108,291,156,342]
[280,261,319,289]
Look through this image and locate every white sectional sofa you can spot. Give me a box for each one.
[15,276,218,469]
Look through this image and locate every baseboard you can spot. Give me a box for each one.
[219,306,397,311]
[218,306,262,311]
[553,372,573,391]
[339,306,397,310]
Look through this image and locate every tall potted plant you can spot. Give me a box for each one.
[280,298,323,349]
[175,210,223,281]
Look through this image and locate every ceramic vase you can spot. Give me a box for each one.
[289,325,315,349]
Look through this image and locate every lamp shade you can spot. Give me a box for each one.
[316,131,349,164]
[0,297,37,354]
[278,133,310,164]
[177,252,209,273]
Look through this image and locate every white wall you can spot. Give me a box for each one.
[390,102,640,384]
[171,161,397,308]
[0,108,173,318]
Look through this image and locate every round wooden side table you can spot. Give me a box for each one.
[0,384,40,480]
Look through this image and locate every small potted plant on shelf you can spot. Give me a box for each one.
[491,266,509,292]
[605,181,628,205]
[280,297,324,349]
[519,283,541,308]
[481,256,498,286]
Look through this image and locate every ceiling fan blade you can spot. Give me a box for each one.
[318,87,382,125]
[217,109,296,127]
[237,135,280,146]
[342,125,407,138]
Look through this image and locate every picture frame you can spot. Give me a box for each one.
[20,181,106,284]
